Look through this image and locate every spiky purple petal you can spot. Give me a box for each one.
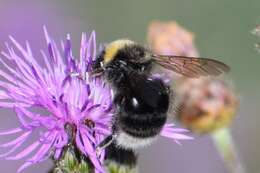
[0,28,113,172]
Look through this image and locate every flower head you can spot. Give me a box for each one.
[176,78,238,134]
[0,27,192,173]
[0,28,113,173]
[148,21,199,57]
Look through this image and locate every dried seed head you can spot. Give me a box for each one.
[176,78,238,134]
[148,21,199,57]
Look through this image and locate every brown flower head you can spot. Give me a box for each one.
[148,21,199,57]
[176,78,238,134]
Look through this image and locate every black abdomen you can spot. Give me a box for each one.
[114,73,169,138]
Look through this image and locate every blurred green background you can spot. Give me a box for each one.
[0,0,259,173]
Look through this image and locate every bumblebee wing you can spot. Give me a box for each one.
[152,55,230,78]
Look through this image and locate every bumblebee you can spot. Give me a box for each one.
[92,39,229,168]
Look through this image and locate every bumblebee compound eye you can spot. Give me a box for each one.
[92,56,102,70]
[91,57,105,77]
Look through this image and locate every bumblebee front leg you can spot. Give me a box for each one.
[96,134,117,156]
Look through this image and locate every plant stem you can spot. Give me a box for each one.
[212,127,246,173]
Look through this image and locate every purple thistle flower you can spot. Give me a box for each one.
[0,27,112,173]
[0,27,192,173]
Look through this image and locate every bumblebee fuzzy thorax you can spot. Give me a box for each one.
[103,39,135,64]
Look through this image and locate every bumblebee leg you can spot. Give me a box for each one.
[96,134,117,156]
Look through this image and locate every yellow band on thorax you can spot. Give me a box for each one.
[104,39,134,64]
